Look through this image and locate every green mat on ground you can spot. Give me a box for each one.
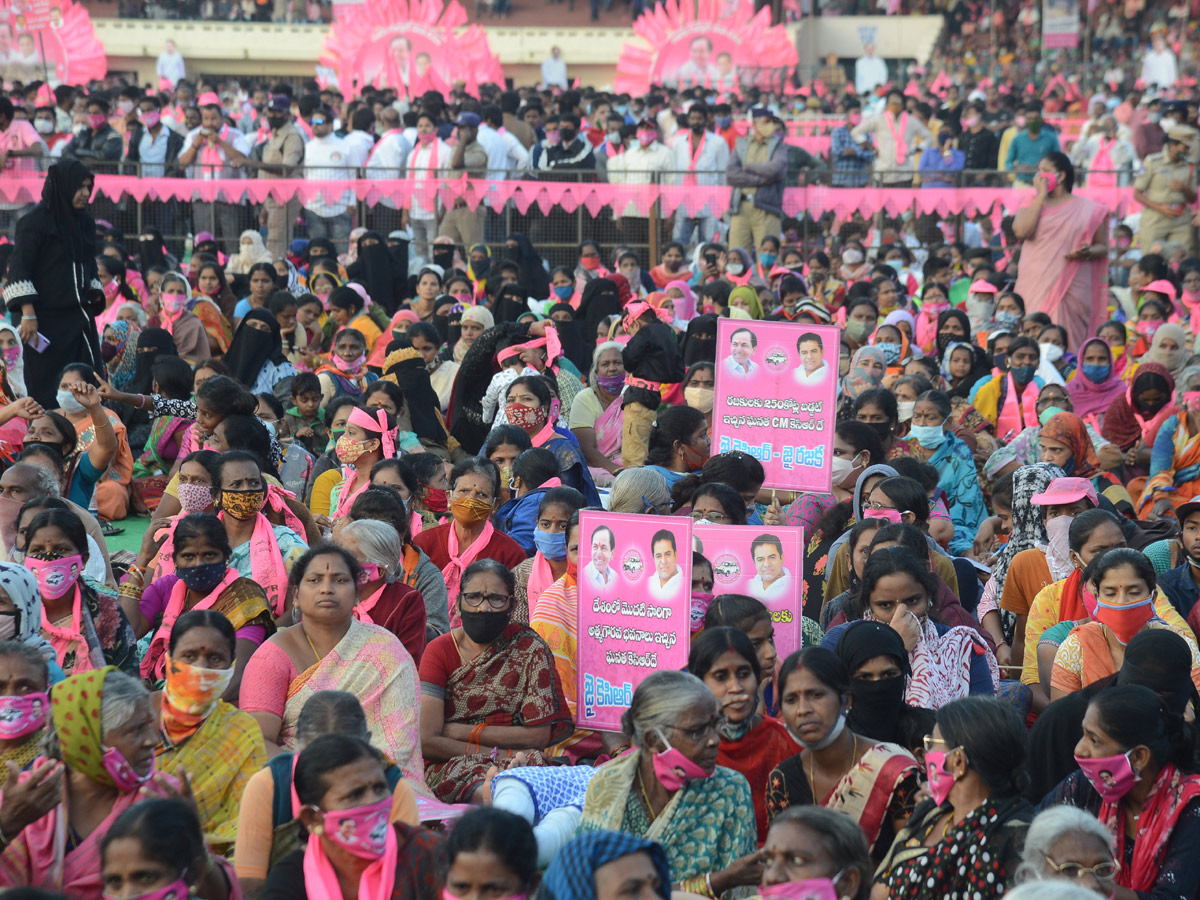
[103,515,153,556]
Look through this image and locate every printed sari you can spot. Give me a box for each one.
[423,623,572,803]
[281,618,425,786]
[1100,763,1200,892]
[1137,413,1200,516]
[590,393,624,485]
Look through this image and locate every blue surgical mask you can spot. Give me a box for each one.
[886,258,903,271]
[553,284,574,300]
[759,252,777,268]
[615,104,629,116]
[878,342,902,364]
[1082,362,1111,384]
[1039,405,1066,425]
[909,423,946,449]
[994,310,1021,330]
[533,527,568,561]
[715,116,732,129]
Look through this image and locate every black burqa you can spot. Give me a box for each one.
[682,314,719,367]
[577,277,621,349]
[4,159,103,408]
[506,233,549,301]
[384,347,449,444]
[138,227,171,272]
[431,295,456,346]
[127,328,178,396]
[347,231,408,315]
[548,303,591,376]
[225,309,289,391]
[493,284,529,325]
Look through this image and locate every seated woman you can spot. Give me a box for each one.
[854,388,918,462]
[497,446,565,556]
[189,259,237,353]
[133,511,274,695]
[346,485,449,637]
[569,341,626,484]
[222,308,297,401]
[419,559,572,803]
[408,321,459,412]
[157,272,215,363]
[672,451,766,524]
[503,375,600,506]
[364,380,423,456]
[152,609,266,855]
[908,390,987,555]
[445,808,539,900]
[0,669,171,895]
[339,518,428,662]
[0,639,54,790]
[822,547,995,706]
[542,831,671,900]
[413,458,526,628]
[820,519,885,631]
[315,326,377,407]
[1043,684,1200,900]
[513,486,585,624]
[765,647,920,861]
[1138,364,1200,517]
[576,669,759,896]
[689,626,796,846]
[241,544,424,781]
[1014,807,1118,896]
[324,405,395,526]
[234,689,421,894]
[210,450,308,620]
[643,404,711,492]
[761,807,872,900]
[261,734,445,900]
[1101,362,1177,481]
[875,697,1034,900]
[835,619,934,758]
[1051,548,1200,699]
[232,261,279,320]
[483,425,533,505]
[101,797,236,900]
[27,508,136,677]
[971,336,1044,436]
[327,285,383,352]
[1067,338,1127,431]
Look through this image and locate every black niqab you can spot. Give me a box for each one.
[682,314,718,366]
[505,233,549,301]
[348,231,407,315]
[127,328,178,396]
[42,159,97,262]
[385,349,449,443]
[577,276,621,348]
[548,302,590,375]
[494,284,528,325]
[225,309,287,389]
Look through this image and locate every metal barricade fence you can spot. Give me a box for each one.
[0,161,1131,269]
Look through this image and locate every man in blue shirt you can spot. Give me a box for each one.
[831,99,874,188]
[1159,500,1200,631]
[1006,100,1061,183]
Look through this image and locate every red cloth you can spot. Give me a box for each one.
[364,580,429,664]
[718,717,797,845]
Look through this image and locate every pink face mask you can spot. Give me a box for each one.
[103,877,189,900]
[161,292,188,315]
[141,110,161,129]
[26,555,82,601]
[1039,171,1059,193]
[102,280,119,301]
[1136,320,1162,337]
[651,734,712,791]
[87,113,107,130]
[637,130,656,146]
[358,562,382,584]
[336,352,366,372]
[417,132,436,145]
[761,878,840,900]
[2,346,20,370]
[848,112,862,126]
[925,749,958,806]
[1184,391,1200,412]
[1074,750,1139,802]
[863,508,903,524]
[317,796,392,860]
[0,691,49,739]
[545,128,561,145]
[102,743,155,792]
[177,481,213,514]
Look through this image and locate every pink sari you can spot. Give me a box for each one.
[589,394,623,485]
[1014,194,1109,350]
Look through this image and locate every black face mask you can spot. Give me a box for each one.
[433,246,455,269]
[691,122,705,135]
[559,127,577,143]
[936,331,961,354]
[460,609,510,644]
[846,675,905,742]
[471,257,491,277]
[868,421,893,442]
[267,115,285,130]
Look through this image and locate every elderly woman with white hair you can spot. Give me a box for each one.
[338,518,429,663]
[608,466,671,515]
[569,341,626,484]
[1016,807,1118,896]
[576,670,760,897]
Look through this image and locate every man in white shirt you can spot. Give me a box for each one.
[542,46,568,90]
[794,331,829,385]
[854,42,888,96]
[178,98,249,246]
[724,327,759,377]
[405,111,452,262]
[648,530,683,599]
[301,104,366,255]
[746,534,793,601]
[607,119,673,221]
[1141,30,1178,90]
[366,106,412,235]
[344,107,377,163]
[671,101,729,246]
[483,105,530,175]
[156,39,186,88]
[584,525,617,590]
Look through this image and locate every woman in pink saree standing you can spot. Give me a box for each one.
[1013,152,1110,351]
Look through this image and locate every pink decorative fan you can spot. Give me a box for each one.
[319,0,503,98]
[614,0,797,97]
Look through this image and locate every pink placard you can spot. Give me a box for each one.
[576,511,691,732]
[693,523,804,661]
[711,319,839,493]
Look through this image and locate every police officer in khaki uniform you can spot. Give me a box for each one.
[1135,125,1198,251]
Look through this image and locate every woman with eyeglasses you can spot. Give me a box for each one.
[682,482,747,526]
[577,669,762,898]
[874,697,1034,900]
[418,558,573,804]
[765,647,920,863]
[1014,807,1118,895]
[1040,684,1200,900]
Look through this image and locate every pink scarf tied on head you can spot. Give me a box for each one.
[622,301,672,332]
[495,329,564,374]
[333,407,396,520]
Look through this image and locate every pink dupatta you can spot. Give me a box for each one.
[443,521,496,626]
[593,394,624,463]
[302,821,398,900]
[526,552,561,620]
[40,585,105,675]
[140,568,240,679]
[220,511,289,616]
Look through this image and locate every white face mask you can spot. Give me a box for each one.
[897,400,916,422]
[726,262,745,276]
[1163,117,1178,131]
[830,452,862,486]
[34,119,53,135]
[1040,342,1065,363]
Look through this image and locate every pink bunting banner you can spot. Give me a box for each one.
[0,175,1139,220]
